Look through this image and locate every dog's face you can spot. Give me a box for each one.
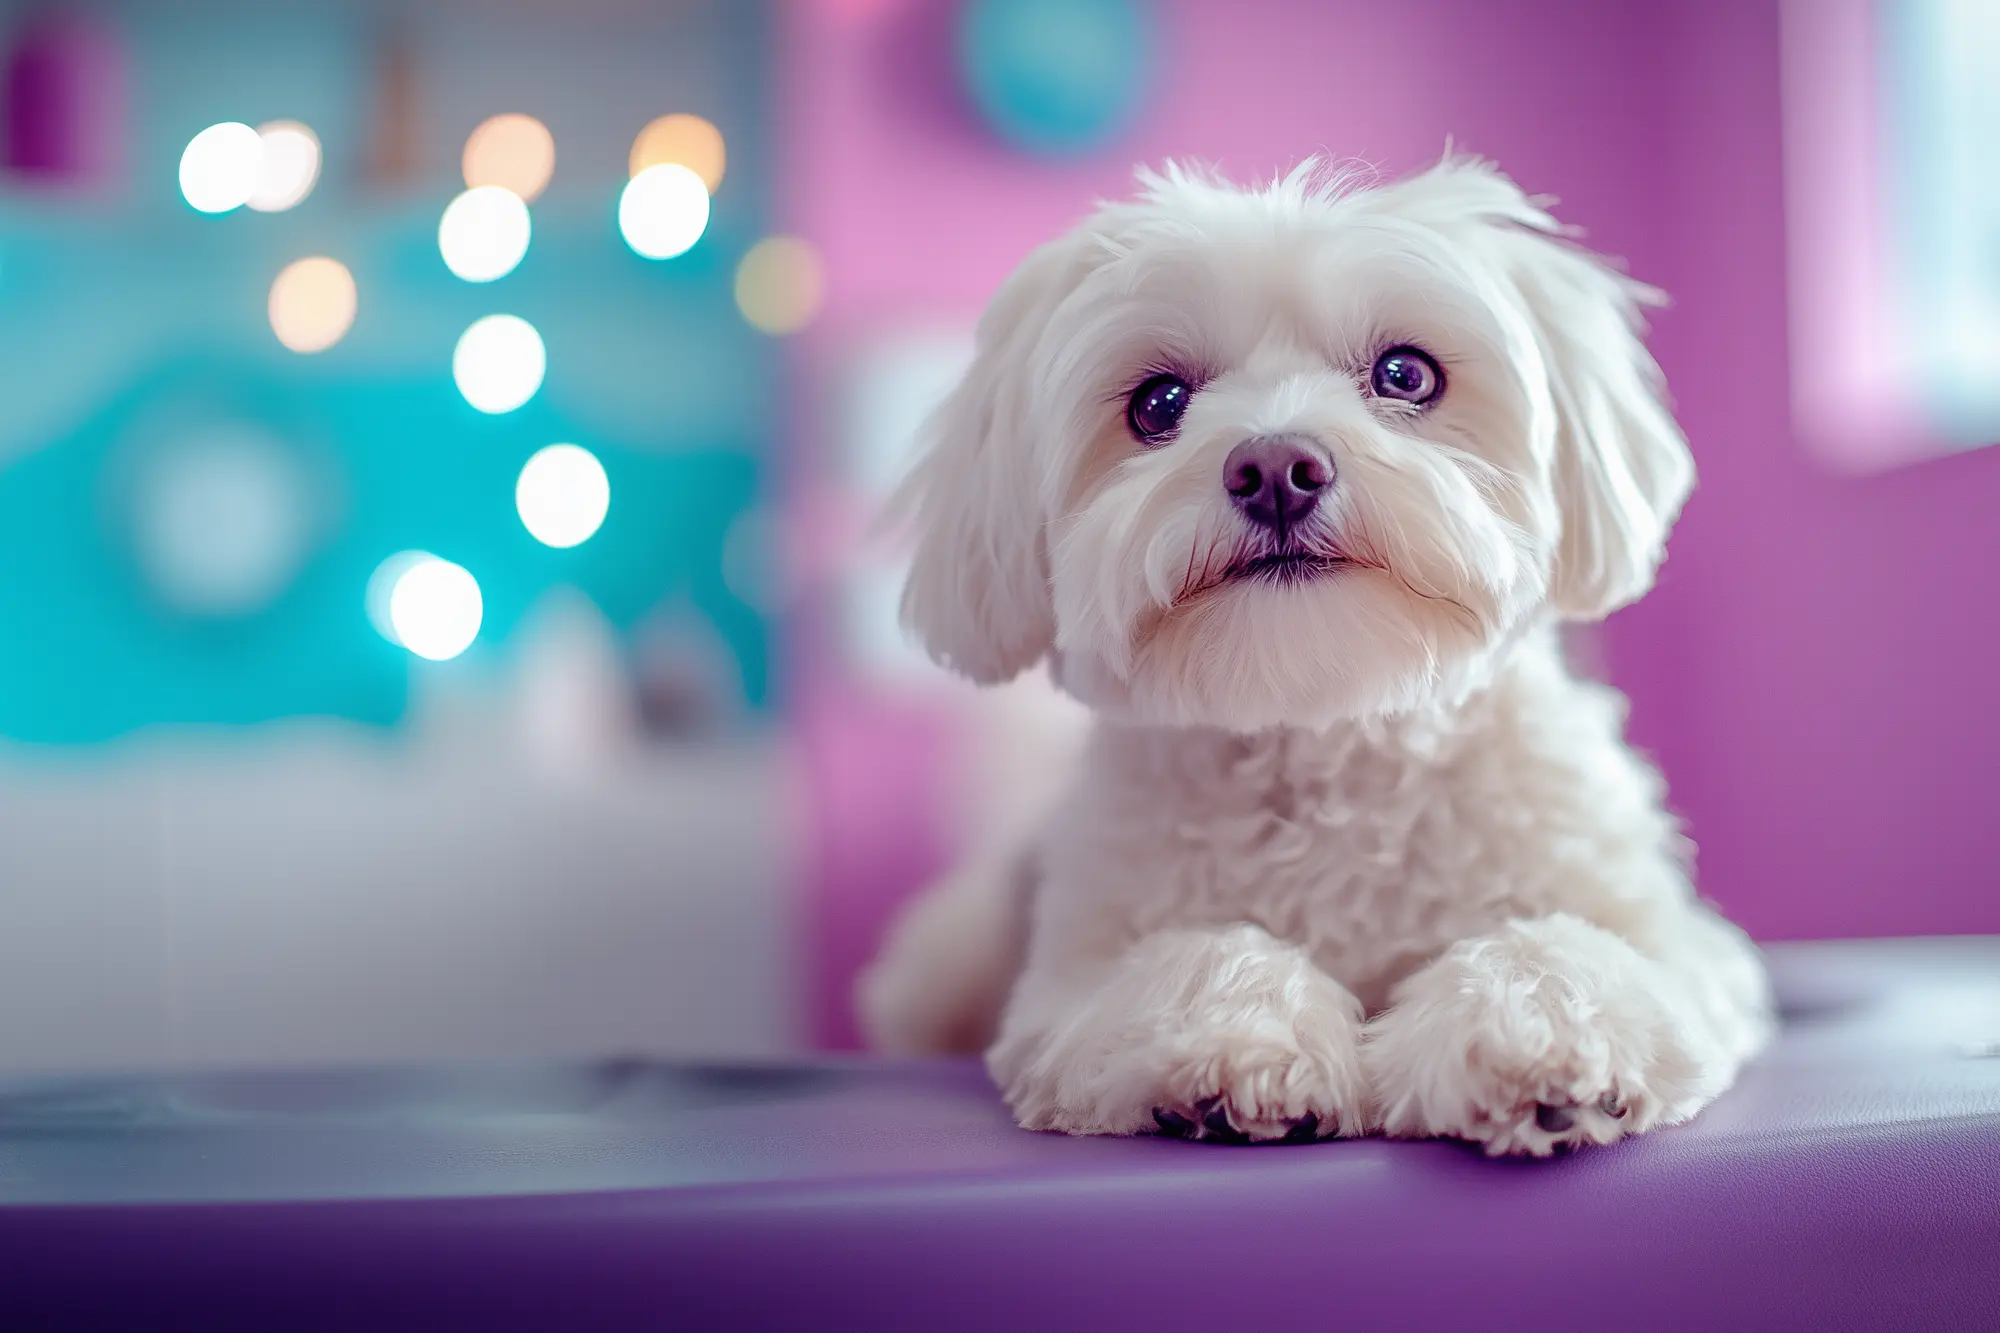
[894,159,1692,730]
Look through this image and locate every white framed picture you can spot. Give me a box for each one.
[1781,0,2000,471]
[835,325,977,684]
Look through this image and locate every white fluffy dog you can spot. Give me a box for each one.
[858,158,1772,1156]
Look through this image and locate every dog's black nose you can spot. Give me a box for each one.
[1223,436,1330,532]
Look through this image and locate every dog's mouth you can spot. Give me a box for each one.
[1172,545,1353,607]
[1223,550,1348,586]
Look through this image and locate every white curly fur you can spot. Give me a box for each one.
[858,158,1773,1156]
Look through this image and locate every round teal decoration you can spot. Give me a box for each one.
[957,0,1150,156]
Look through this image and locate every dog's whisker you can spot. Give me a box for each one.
[1176,537,1202,605]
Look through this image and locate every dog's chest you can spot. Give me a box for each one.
[1072,718,1584,1007]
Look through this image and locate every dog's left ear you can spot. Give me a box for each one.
[1394,160,1694,621]
[1504,212,1694,621]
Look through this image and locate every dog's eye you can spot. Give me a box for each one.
[1369,347,1443,405]
[1127,374,1192,443]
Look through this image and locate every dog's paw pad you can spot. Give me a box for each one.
[1150,1097,1325,1145]
[1496,1087,1639,1156]
[1279,1112,1321,1143]
[1196,1098,1249,1143]
[1534,1102,1577,1133]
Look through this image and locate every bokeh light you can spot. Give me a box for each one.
[366,550,426,644]
[618,164,710,259]
[462,113,555,203]
[453,314,546,414]
[516,444,610,549]
[378,554,483,661]
[178,121,262,213]
[248,120,321,212]
[268,256,356,353]
[629,113,725,193]
[438,185,532,282]
[734,237,825,335]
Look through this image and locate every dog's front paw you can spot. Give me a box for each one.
[1362,915,1727,1156]
[1137,1031,1363,1144]
[993,925,1368,1142]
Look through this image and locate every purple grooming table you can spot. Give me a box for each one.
[0,939,1996,1332]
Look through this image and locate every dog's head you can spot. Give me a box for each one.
[892,158,1691,730]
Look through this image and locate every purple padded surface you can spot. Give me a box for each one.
[0,938,1996,1331]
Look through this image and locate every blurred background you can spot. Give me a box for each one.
[0,0,1990,1073]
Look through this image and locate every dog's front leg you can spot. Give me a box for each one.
[986,922,1368,1141]
[1362,910,1770,1156]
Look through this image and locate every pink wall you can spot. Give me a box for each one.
[1627,1,2000,940]
[787,0,1671,322]
[781,0,1998,1044]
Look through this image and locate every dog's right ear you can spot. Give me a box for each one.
[890,229,1103,684]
